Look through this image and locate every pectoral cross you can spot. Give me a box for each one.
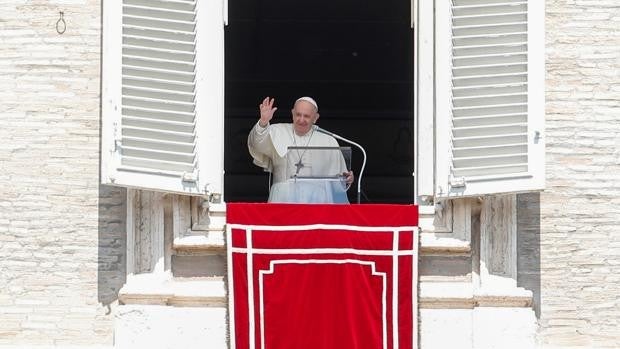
[294,160,304,174]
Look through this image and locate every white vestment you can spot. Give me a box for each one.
[248,123,349,203]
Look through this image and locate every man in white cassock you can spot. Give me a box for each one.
[248,96,354,203]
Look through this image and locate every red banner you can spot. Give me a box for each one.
[227,203,418,349]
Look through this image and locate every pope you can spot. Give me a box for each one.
[248,96,354,203]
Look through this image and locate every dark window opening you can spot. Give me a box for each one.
[224,0,414,203]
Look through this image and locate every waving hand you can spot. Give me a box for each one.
[258,97,277,127]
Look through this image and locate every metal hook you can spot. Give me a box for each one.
[56,11,66,34]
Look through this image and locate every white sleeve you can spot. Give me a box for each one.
[248,122,274,170]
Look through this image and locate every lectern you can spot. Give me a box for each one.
[281,146,351,203]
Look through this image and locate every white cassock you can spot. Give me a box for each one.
[248,123,349,203]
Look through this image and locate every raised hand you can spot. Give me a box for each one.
[258,97,277,127]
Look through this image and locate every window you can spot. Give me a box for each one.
[102,0,544,202]
[223,0,415,203]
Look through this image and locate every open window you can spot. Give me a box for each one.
[223,0,415,203]
[102,0,225,197]
[102,0,544,204]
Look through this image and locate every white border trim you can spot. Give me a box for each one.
[231,247,414,256]
[258,259,388,349]
[246,228,256,348]
[411,228,418,349]
[392,230,400,349]
[227,223,418,232]
[226,224,237,349]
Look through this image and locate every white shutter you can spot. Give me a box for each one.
[435,0,544,198]
[102,0,224,196]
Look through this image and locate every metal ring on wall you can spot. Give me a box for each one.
[56,11,66,34]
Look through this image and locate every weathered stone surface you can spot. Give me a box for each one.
[114,305,227,349]
[0,1,125,345]
[518,1,620,347]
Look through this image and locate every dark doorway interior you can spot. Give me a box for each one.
[224,0,414,203]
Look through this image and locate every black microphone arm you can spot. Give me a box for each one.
[314,126,367,204]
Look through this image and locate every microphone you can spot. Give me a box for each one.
[314,125,367,204]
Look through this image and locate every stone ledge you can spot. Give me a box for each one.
[419,282,475,309]
[118,274,226,307]
[420,233,471,255]
[173,231,226,252]
[118,278,532,310]
[174,201,469,256]
[173,226,471,256]
[115,305,227,349]
[474,287,533,308]
[419,282,533,309]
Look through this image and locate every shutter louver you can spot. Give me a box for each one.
[451,0,528,179]
[435,0,544,197]
[120,0,198,177]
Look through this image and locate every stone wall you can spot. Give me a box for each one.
[1,0,619,347]
[0,1,125,346]
[518,1,620,347]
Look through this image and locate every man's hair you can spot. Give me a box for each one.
[295,96,318,112]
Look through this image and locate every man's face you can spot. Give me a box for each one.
[291,101,319,135]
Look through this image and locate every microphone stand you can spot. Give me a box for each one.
[314,126,367,204]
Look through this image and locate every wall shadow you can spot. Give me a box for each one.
[97,184,127,308]
[517,192,542,317]
[97,2,127,307]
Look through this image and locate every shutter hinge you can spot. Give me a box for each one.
[201,183,222,203]
[534,130,542,143]
[202,190,222,204]
[435,201,444,219]
[112,122,121,152]
[182,171,198,182]
[419,195,433,205]
[209,192,222,204]
[201,196,210,215]
[199,192,223,216]
[449,175,466,189]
